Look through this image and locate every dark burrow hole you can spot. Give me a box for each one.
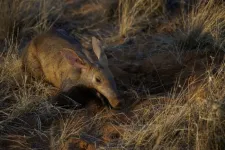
[109,132,120,140]
[53,85,111,109]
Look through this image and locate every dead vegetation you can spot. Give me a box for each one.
[0,0,225,150]
[118,0,165,37]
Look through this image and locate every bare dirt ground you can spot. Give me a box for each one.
[0,0,225,149]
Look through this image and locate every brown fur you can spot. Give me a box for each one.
[22,31,122,108]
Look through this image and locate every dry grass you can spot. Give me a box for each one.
[118,0,164,37]
[118,63,225,149]
[0,0,64,44]
[173,1,225,52]
[0,0,225,150]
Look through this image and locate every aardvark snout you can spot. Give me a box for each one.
[109,97,124,109]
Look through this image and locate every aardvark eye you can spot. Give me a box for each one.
[95,76,102,84]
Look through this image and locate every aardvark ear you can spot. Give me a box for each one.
[92,36,108,67]
[60,48,87,69]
